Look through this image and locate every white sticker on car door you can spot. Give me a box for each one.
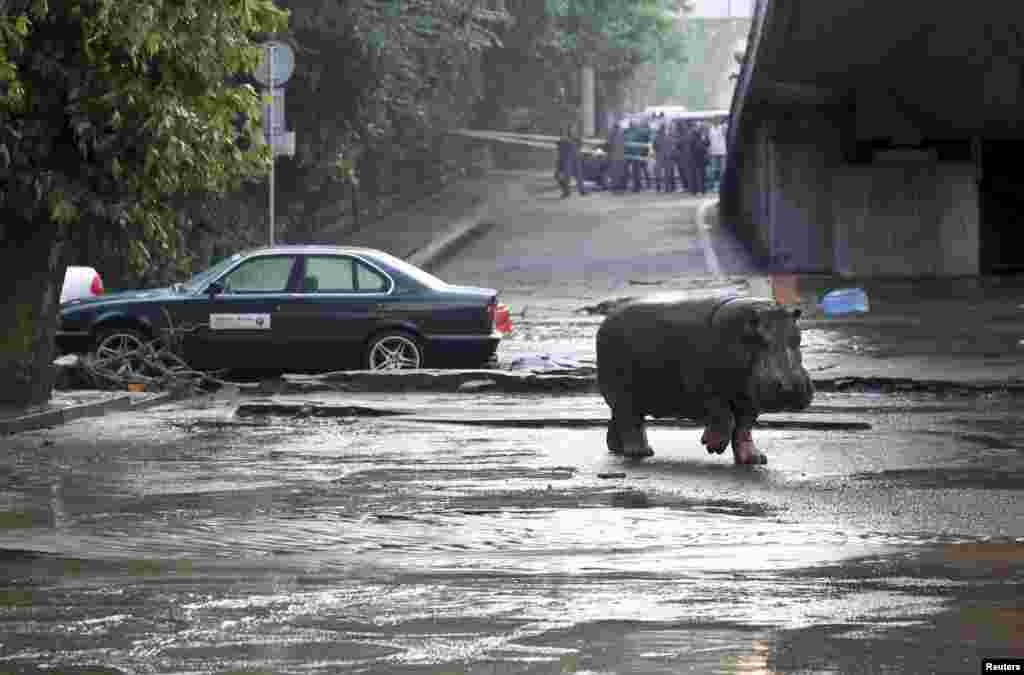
[209,314,272,330]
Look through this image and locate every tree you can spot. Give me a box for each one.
[543,0,688,71]
[247,0,505,242]
[67,0,507,286]
[0,0,288,406]
[475,0,687,133]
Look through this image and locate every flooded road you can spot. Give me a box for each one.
[5,183,1023,672]
[2,388,1022,673]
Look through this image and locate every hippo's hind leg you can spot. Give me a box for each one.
[607,408,654,458]
[731,402,767,465]
[700,397,735,455]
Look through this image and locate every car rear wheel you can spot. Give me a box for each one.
[94,327,149,377]
[365,332,423,371]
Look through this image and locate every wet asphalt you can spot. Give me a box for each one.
[0,387,1022,673]
[1,179,1022,673]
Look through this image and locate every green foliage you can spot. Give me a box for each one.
[254,0,504,245]
[0,0,288,277]
[543,0,687,70]
[650,17,748,110]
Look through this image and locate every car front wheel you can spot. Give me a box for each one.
[94,327,149,377]
[365,332,423,371]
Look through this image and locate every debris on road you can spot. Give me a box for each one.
[457,379,498,392]
[821,287,870,316]
[815,376,1024,395]
[55,310,236,395]
[277,369,599,394]
[575,297,637,315]
[508,353,583,370]
[55,342,229,395]
[235,402,406,418]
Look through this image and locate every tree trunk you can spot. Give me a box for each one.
[0,215,67,407]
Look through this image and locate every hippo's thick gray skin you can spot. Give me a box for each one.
[596,295,814,464]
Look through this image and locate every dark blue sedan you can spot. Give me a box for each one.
[56,246,509,372]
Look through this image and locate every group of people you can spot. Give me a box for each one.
[554,114,729,198]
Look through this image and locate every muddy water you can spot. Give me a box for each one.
[1,391,1022,673]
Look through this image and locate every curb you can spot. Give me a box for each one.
[263,370,1024,397]
[405,175,522,271]
[407,198,495,271]
[274,369,599,395]
[0,390,179,436]
[813,376,1024,394]
[695,198,723,277]
[231,400,873,432]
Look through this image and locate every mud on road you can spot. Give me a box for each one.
[1,387,1022,674]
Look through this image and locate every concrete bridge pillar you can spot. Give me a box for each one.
[580,64,595,138]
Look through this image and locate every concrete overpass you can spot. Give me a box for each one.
[721,0,1024,277]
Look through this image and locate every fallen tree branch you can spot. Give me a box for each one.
[66,313,232,394]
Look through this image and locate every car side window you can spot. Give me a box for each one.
[302,256,390,293]
[220,256,296,293]
[305,256,355,292]
[355,261,388,292]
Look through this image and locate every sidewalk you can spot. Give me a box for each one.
[316,172,515,270]
[697,198,1024,388]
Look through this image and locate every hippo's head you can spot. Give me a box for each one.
[741,305,814,412]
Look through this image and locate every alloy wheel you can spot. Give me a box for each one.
[95,330,148,377]
[367,334,422,370]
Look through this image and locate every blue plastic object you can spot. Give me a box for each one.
[821,288,869,316]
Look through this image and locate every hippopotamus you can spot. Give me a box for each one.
[596,294,814,464]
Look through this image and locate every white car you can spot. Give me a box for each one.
[61,266,104,304]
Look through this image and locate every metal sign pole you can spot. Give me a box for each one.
[269,146,275,245]
[256,40,294,247]
[267,44,275,246]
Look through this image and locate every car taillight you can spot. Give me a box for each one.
[90,273,104,296]
[494,302,512,334]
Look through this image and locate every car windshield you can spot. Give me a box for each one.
[179,254,243,293]
[370,251,450,289]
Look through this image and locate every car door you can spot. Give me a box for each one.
[176,254,300,370]
[272,254,393,370]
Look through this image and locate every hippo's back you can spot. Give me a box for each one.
[597,294,758,353]
[596,294,748,414]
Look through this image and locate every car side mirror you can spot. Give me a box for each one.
[206,281,224,297]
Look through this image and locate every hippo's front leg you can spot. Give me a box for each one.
[731,403,767,465]
[607,408,654,458]
[700,397,735,455]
